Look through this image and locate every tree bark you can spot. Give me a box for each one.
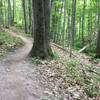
[12,0,15,25]
[8,0,12,27]
[96,0,100,58]
[28,0,32,32]
[71,0,76,46]
[96,27,100,58]
[81,0,86,46]
[22,0,28,33]
[0,0,3,25]
[62,0,67,48]
[30,0,53,59]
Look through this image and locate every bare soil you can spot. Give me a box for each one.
[0,32,47,100]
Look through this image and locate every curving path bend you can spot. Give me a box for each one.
[0,33,46,100]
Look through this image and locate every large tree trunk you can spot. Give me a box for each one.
[30,0,53,59]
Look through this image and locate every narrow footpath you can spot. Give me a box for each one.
[0,32,47,100]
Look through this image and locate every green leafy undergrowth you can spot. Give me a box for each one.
[32,57,42,64]
[0,32,23,59]
[53,51,60,60]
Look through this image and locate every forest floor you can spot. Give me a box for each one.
[0,27,100,100]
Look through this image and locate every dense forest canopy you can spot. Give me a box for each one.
[0,0,100,58]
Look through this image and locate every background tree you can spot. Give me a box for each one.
[96,0,100,58]
[0,0,100,58]
[22,0,28,33]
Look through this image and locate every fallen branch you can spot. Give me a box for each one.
[52,42,100,77]
[52,42,81,58]
[87,69,100,76]
[78,44,90,53]
[52,43,66,51]
[78,34,97,53]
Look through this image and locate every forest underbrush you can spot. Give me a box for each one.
[0,28,23,59]
[32,43,100,100]
[0,27,100,99]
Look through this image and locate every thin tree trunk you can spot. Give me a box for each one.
[96,27,100,58]
[28,0,32,32]
[70,0,76,57]
[81,0,86,46]
[0,0,3,25]
[71,0,76,46]
[22,0,28,33]
[12,0,15,24]
[62,0,67,48]
[96,1,100,58]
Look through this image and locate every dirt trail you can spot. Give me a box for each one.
[0,33,46,100]
[1,29,99,100]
